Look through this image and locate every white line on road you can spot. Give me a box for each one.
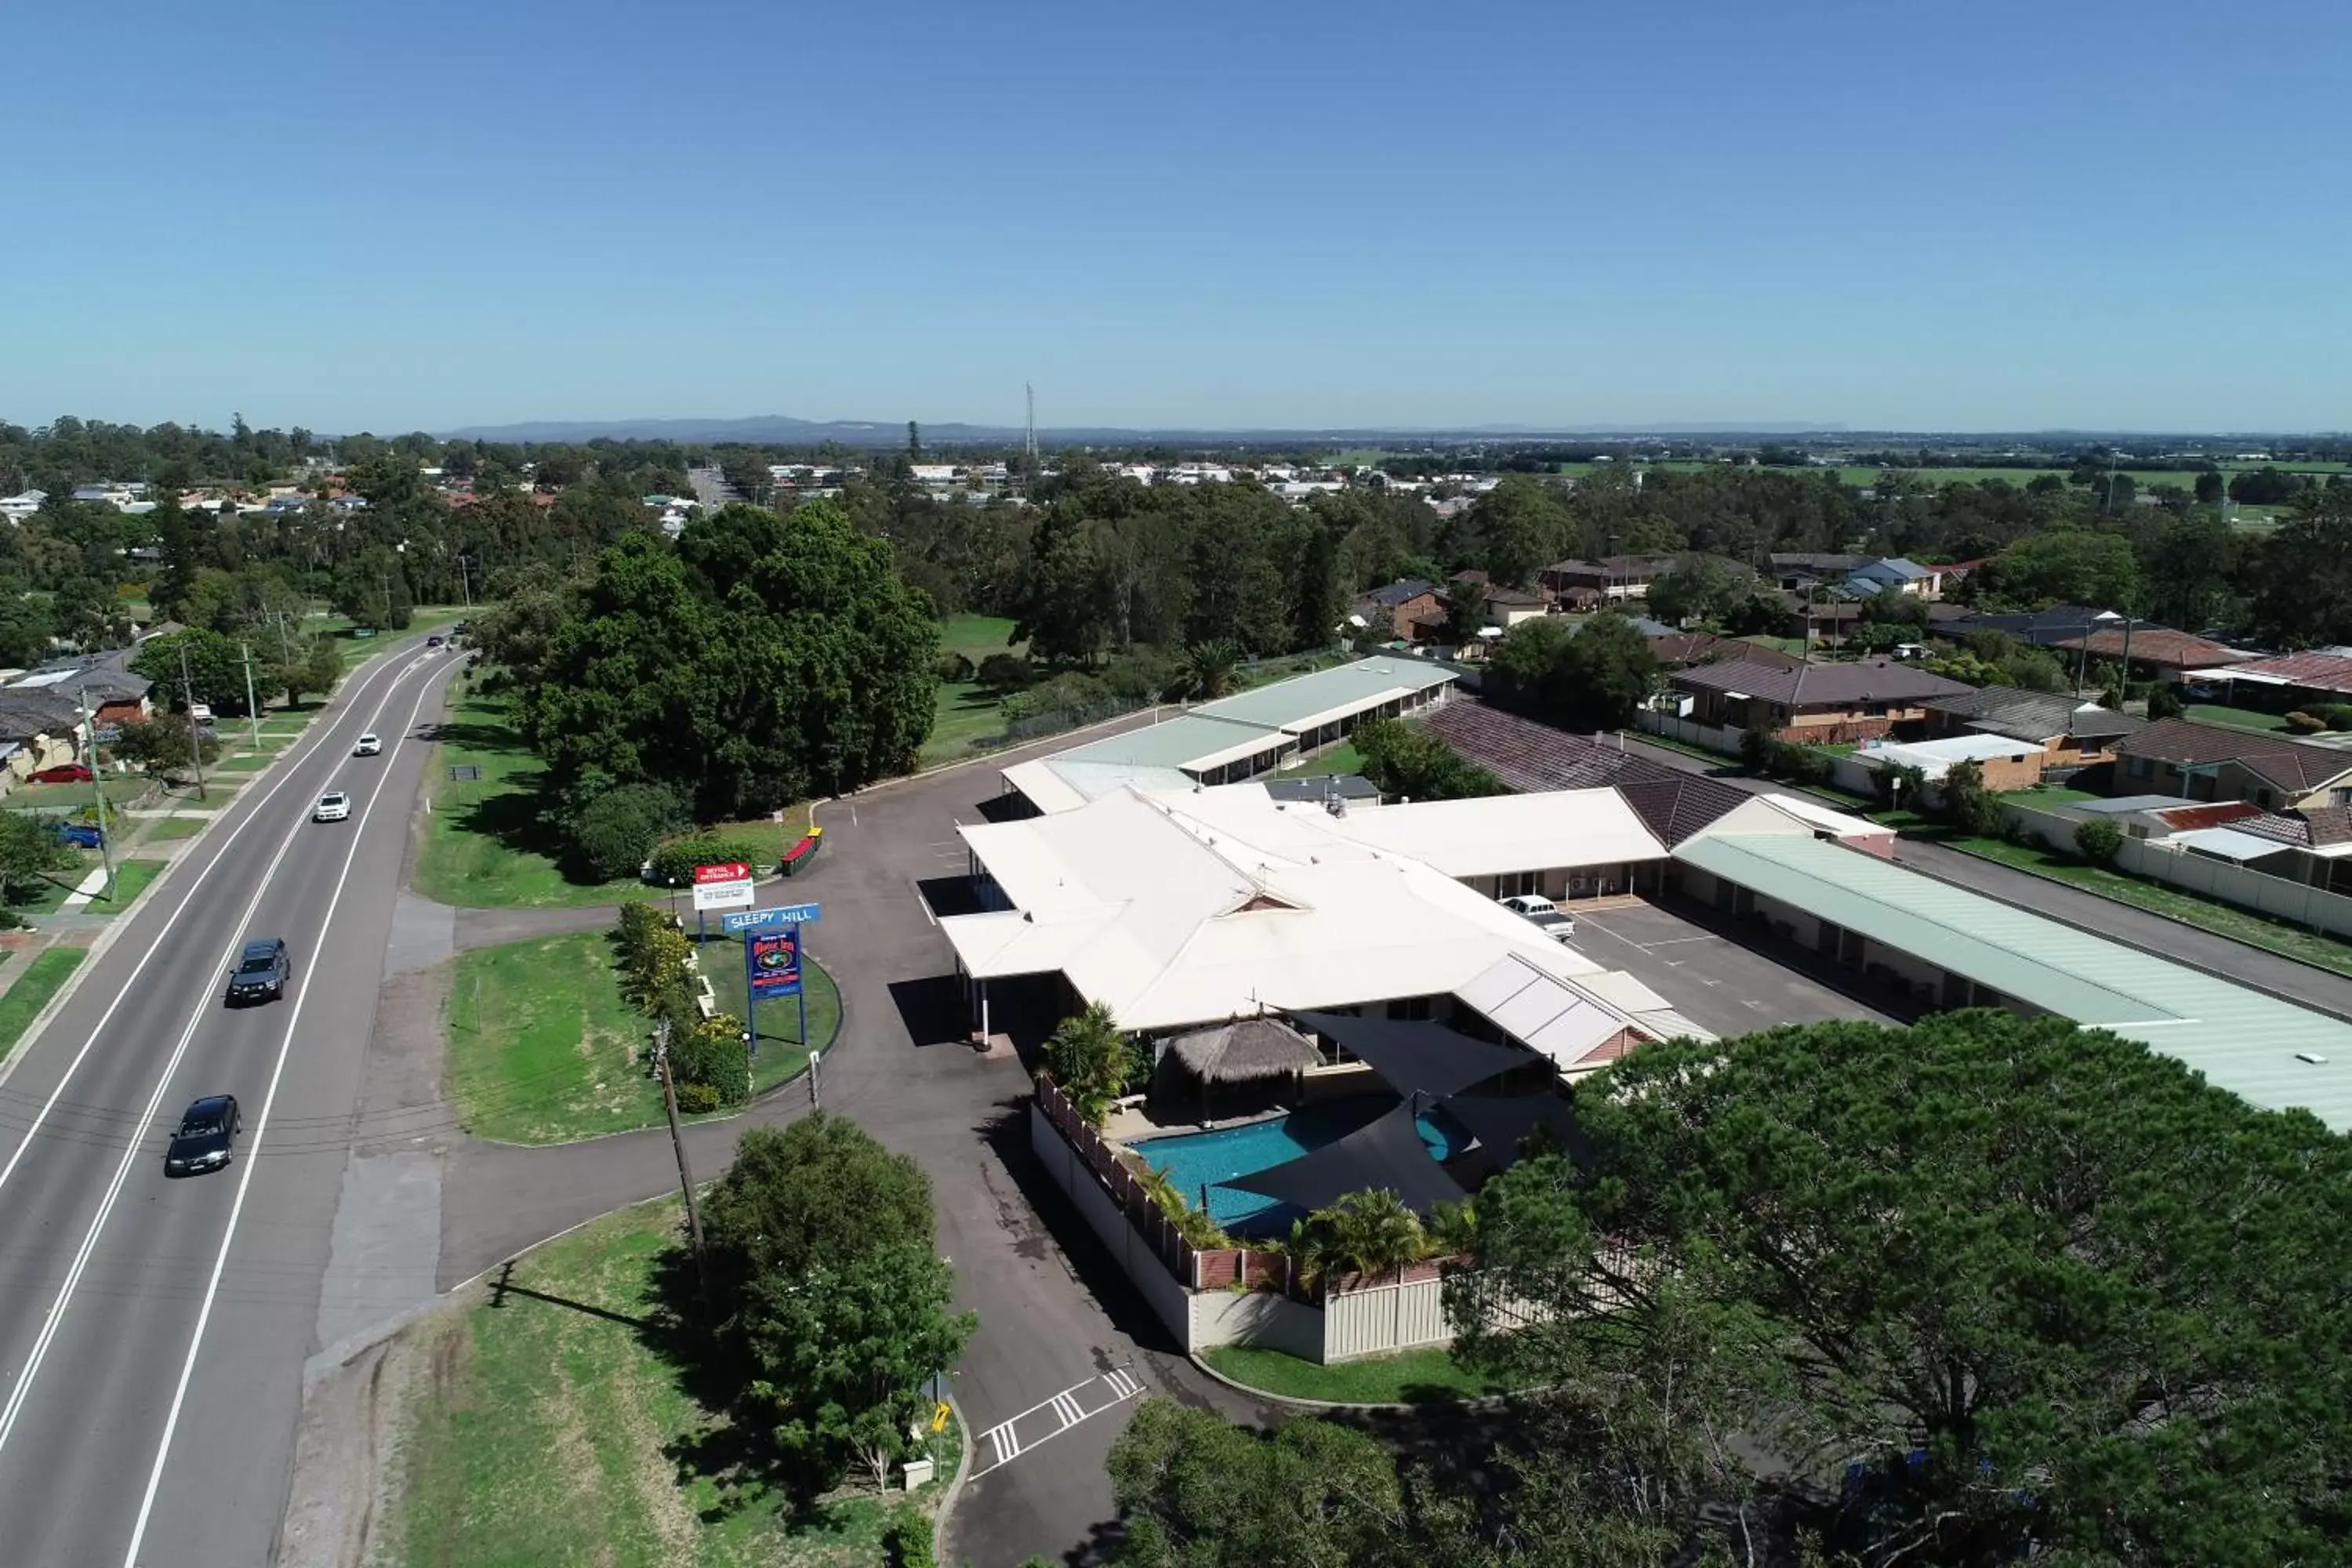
[0,652,441,1464]
[968,1370,1146,1478]
[0,647,429,1205]
[120,658,452,1566]
[986,1421,1020,1464]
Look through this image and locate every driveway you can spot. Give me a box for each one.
[1573,901,1901,1037]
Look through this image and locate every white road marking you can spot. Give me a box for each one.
[0,646,425,1207]
[0,652,438,1460]
[120,658,451,1565]
[969,1370,1147,1478]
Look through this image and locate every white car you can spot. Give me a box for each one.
[1501,893,1576,942]
[313,790,351,823]
[353,733,383,757]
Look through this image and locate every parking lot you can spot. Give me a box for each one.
[1572,900,1900,1038]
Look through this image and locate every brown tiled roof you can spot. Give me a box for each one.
[2222,651,2352,695]
[2047,627,2252,668]
[2302,804,2352,846]
[1419,701,1752,845]
[2114,717,2352,793]
[1671,657,1973,709]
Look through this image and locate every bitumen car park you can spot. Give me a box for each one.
[164,1096,242,1177]
[225,938,290,1004]
[1501,892,1577,941]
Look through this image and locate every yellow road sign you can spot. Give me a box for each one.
[931,1401,951,1433]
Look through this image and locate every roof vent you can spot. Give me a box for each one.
[2296,1051,2329,1065]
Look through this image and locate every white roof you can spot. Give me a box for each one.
[1748,792,1889,838]
[946,785,1657,1036]
[1858,734,2046,779]
[1314,788,1666,877]
[2170,826,2293,863]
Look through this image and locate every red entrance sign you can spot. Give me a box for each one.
[693,861,750,884]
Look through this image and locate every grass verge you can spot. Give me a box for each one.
[1947,836,2352,978]
[413,691,648,909]
[141,816,210,840]
[1200,1342,1516,1403]
[86,858,166,910]
[0,949,87,1061]
[699,931,843,1096]
[445,931,654,1143]
[382,1198,958,1568]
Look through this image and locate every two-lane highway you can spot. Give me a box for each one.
[0,632,461,1566]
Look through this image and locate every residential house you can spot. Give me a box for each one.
[0,690,90,782]
[1354,579,1444,641]
[1843,557,1944,599]
[0,490,45,523]
[2195,650,2352,714]
[1788,597,1973,646]
[1915,686,2142,768]
[1670,657,1973,741]
[1946,604,2129,647]
[1856,734,2045,792]
[7,652,154,730]
[1449,576,1548,628]
[2109,718,2352,812]
[1768,552,1867,592]
[1645,632,1806,673]
[1538,555,1677,604]
[2047,626,2254,684]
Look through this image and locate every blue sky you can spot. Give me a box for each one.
[6,0,2347,434]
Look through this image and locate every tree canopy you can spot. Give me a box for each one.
[522,501,938,821]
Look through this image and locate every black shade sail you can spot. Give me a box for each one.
[1222,1105,1469,1218]
[1444,1094,1588,1172]
[1293,1011,1527,1102]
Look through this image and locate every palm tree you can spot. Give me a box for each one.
[1178,640,1242,702]
[1292,1189,1426,1288]
[1044,1001,1136,1125]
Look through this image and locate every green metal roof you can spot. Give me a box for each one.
[1055,713,1293,771]
[1673,832,2352,1131]
[1192,655,1456,728]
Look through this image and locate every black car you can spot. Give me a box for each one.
[165,1094,241,1176]
[226,937,290,1004]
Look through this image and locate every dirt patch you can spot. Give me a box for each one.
[279,1308,450,1568]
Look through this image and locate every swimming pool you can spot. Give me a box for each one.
[1129,1096,1462,1236]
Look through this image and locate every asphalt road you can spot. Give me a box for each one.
[0,633,460,1566]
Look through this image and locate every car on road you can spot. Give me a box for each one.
[425,634,445,647]
[313,789,351,822]
[31,764,93,783]
[226,937,291,1004]
[1500,893,1577,942]
[353,732,383,757]
[165,1095,241,1176]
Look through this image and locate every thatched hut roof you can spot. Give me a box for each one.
[1166,1017,1322,1085]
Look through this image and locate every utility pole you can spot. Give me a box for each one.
[78,685,114,900]
[177,639,208,802]
[240,641,262,753]
[808,1047,822,1111]
[652,1019,713,1323]
[456,553,473,611]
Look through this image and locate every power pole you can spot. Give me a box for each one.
[78,685,114,900]
[652,1020,713,1323]
[177,639,208,803]
[456,553,473,611]
[240,641,262,753]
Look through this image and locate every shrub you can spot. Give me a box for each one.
[613,908,693,1016]
[1134,1163,1232,1250]
[1739,727,1771,772]
[647,834,768,887]
[934,650,975,684]
[1001,671,1109,726]
[567,781,684,881]
[885,1507,935,1568]
[673,1080,722,1115]
[2074,815,2124,866]
[975,652,1034,694]
[1100,646,1181,703]
[2322,703,2352,732]
[2284,710,2327,734]
[2145,683,2185,720]
[670,1014,750,1105]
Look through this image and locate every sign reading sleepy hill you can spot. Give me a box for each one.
[721,902,824,933]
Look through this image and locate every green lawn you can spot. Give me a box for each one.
[1951,836,2352,978]
[382,1199,956,1568]
[2187,703,2290,734]
[140,815,210,840]
[85,858,166,910]
[154,778,242,810]
[922,680,1005,767]
[938,612,1024,663]
[412,691,649,909]
[213,753,274,772]
[1200,1343,1515,1404]
[0,948,87,1061]
[5,775,154,815]
[698,932,841,1097]
[445,931,655,1143]
[1278,741,1364,778]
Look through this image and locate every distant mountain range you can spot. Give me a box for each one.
[438,414,1852,446]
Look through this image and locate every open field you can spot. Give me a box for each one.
[381,1199,956,1568]
[923,613,1026,766]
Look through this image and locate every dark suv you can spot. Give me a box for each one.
[226,938,290,1004]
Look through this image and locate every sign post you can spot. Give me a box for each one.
[691,860,754,954]
[727,903,822,1058]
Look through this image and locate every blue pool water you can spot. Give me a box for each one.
[1131,1097,1462,1236]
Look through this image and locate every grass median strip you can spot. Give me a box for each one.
[0,949,88,1061]
[382,1199,957,1568]
[1200,1343,1515,1404]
